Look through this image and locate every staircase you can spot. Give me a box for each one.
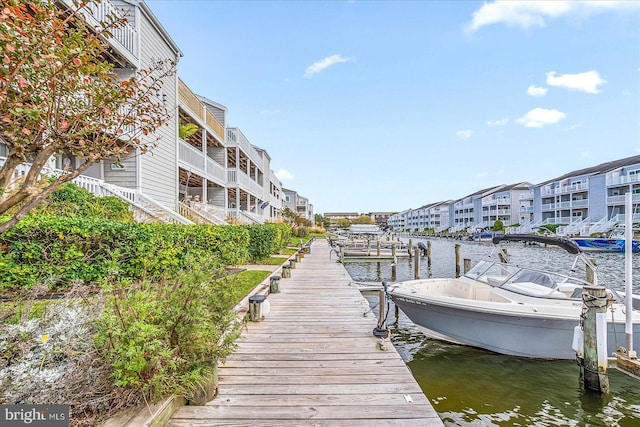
[557,217,590,236]
[100,183,192,225]
[178,202,227,225]
[585,216,620,235]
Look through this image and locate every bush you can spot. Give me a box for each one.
[95,257,243,400]
[0,217,251,291]
[244,223,292,262]
[32,182,134,221]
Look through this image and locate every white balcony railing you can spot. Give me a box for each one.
[606,174,640,186]
[70,0,139,63]
[607,193,640,205]
[179,139,205,171]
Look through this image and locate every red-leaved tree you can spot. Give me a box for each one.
[0,0,176,232]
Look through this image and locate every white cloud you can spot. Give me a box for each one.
[275,168,294,181]
[304,54,351,79]
[456,129,473,139]
[465,1,638,33]
[527,85,548,97]
[487,118,509,126]
[517,108,566,128]
[546,70,606,94]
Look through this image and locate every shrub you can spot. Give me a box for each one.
[0,217,251,291]
[32,182,134,221]
[95,256,243,400]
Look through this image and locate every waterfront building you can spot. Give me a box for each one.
[528,155,640,235]
[283,188,314,221]
[478,183,531,230]
[388,155,640,236]
[1,0,299,226]
[366,212,394,229]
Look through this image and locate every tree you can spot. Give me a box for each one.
[314,213,329,229]
[0,0,176,232]
[336,218,351,229]
[352,215,375,225]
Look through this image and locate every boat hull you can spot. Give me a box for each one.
[391,294,640,360]
[572,238,640,253]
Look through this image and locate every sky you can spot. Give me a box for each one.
[146,0,640,215]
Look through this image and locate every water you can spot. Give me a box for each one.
[344,238,640,426]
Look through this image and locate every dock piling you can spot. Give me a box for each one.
[579,286,610,393]
[455,244,461,278]
[414,248,421,279]
[463,258,471,274]
[373,284,389,339]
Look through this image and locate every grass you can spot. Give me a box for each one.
[279,248,299,255]
[253,256,289,265]
[220,269,271,303]
[1,299,57,324]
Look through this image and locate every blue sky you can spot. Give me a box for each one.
[146,0,640,215]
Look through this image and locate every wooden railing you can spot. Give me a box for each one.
[178,79,204,121]
[205,109,225,142]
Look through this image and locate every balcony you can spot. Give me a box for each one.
[482,197,510,206]
[607,193,640,205]
[68,0,138,66]
[606,174,640,186]
[541,182,589,196]
[178,139,225,185]
[226,128,264,172]
[227,169,263,197]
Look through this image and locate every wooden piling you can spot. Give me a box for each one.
[463,258,471,274]
[455,244,461,278]
[586,259,598,284]
[414,248,421,279]
[408,239,413,258]
[339,245,344,264]
[580,286,610,393]
[377,240,381,257]
[427,241,432,269]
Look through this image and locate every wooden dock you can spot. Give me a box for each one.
[167,239,442,426]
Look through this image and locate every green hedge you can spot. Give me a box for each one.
[0,217,251,291]
[244,223,292,261]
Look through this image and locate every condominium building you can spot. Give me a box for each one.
[1,0,302,225]
[283,188,314,220]
[388,155,640,236]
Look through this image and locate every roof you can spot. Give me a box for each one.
[536,155,640,186]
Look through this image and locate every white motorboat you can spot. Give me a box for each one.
[388,234,640,360]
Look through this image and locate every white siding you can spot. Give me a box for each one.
[137,12,179,210]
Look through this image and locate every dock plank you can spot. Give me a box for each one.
[167,239,443,426]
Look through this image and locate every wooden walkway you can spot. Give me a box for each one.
[167,239,442,426]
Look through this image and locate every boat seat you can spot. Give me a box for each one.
[512,270,555,288]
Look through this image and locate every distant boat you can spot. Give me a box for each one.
[468,231,503,242]
[572,229,640,253]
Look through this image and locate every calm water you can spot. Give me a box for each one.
[344,238,640,426]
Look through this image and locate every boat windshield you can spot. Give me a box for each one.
[465,261,586,299]
[464,261,520,287]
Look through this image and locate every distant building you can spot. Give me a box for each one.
[283,188,314,220]
[366,212,393,229]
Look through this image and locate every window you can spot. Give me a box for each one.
[285,195,290,202]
